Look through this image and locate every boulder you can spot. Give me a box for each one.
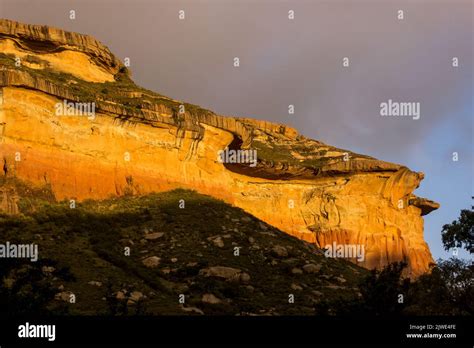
[303,263,322,274]
[271,245,288,258]
[144,232,164,240]
[199,266,250,283]
[202,293,222,304]
[142,256,161,268]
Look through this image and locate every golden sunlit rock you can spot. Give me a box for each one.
[0,19,439,277]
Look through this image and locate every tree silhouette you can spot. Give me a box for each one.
[442,208,474,254]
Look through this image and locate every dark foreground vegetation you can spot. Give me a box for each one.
[0,178,472,316]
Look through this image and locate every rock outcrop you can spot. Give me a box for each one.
[0,19,439,276]
[0,184,19,214]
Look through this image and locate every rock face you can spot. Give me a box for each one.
[0,185,19,214]
[0,19,439,276]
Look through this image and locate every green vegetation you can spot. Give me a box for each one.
[317,259,473,316]
[0,53,212,119]
[0,179,366,316]
[2,182,470,317]
[442,209,473,254]
[317,208,474,316]
[0,257,73,316]
[23,54,49,66]
[252,139,336,169]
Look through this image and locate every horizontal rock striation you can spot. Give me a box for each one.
[0,19,439,276]
[0,19,122,75]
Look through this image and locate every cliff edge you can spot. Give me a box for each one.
[0,19,439,276]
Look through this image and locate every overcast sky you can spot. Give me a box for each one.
[1,0,472,260]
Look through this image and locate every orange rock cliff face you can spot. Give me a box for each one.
[0,19,439,276]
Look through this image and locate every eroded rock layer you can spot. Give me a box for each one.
[0,19,439,276]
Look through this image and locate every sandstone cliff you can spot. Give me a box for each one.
[0,19,439,276]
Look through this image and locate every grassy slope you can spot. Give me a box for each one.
[0,179,366,316]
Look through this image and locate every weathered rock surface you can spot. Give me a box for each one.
[0,19,439,276]
[144,232,164,240]
[271,245,289,258]
[142,256,161,268]
[0,185,19,214]
[303,263,322,274]
[201,293,222,304]
[199,266,247,282]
